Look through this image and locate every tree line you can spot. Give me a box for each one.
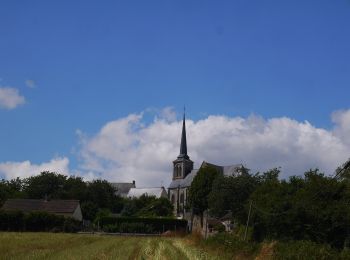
[188,162,350,249]
[0,171,173,222]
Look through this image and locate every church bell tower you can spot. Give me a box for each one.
[173,111,193,180]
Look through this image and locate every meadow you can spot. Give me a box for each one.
[2,232,348,260]
[0,232,219,260]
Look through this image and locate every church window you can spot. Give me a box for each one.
[171,194,175,204]
[180,193,184,203]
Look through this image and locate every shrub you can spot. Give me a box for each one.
[273,240,338,260]
[63,217,81,233]
[203,233,260,256]
[0,210,81,232]
[0,210,24,231]
[99,216,187,234]
[24,211,65,231]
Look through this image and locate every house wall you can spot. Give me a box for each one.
[73,205,83,221]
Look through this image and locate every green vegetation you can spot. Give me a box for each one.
[190,163,350,250]
[100,216,187,234]
[0,172,174,223]
[188,165,221,214]
[195,233,350,259]
[120,195,173,218]
[0,210,80,232]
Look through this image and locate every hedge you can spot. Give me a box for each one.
[0,210,81,232]
[99,216,188,234]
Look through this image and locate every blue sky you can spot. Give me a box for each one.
[1,1,350,183]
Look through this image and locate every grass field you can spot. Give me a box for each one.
[0,232,222,260]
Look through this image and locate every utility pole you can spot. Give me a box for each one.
[205,210,209,239]
[244,200,253,241]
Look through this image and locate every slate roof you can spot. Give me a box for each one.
[168,161,243,189]
[127,187,167,198]
[1,199,80,213]
[111,182,136,197]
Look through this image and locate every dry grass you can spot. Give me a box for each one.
[0,232,221,260]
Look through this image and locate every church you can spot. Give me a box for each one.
[168,113,243,218]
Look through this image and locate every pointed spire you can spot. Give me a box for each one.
[179,107,189,159]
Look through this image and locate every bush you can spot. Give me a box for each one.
[103,222,154,233]
[203,233,260,256]
[273,240,338,260]
[0,210,81,232]
[99,216,187,234]
[63,217,81,233]
[24,211,65,231]
[0,210,24,231]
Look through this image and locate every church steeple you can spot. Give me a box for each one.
[172,108,193,180]
[178,111,189,159]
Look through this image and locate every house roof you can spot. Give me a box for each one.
[1,199,80,214]
[127,187,166,198]
[110,182,136,196]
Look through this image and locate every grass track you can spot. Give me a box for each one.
[0,233,220,260]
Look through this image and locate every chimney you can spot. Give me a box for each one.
[132,180,135,186]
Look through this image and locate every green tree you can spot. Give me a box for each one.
[80,201,99,221]
[0,177,24,206]
[208,169,259,222]
[121,195,174,217]
[23,171,67,199]
[138,197,174,217]
[85,180,117,209]
[61,176,87,200]
[188,165,221,215]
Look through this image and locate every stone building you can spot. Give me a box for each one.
[168,113,243,218]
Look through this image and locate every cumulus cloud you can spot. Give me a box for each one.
[76,109,350,187]
[0,157,70,180]
[0,87,25,109]
[2,108,350,186]
[25,79,36,88]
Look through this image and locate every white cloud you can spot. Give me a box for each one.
[0,157,70,180]
[25,79,36,88]
[76,109,350,187]
[0,87,25,109]
[2,108,350,186]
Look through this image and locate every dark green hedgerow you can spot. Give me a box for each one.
[0,210,81,232]
[99,216,187,233]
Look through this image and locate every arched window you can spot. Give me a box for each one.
[180,193,184,204]
[177,165,181,177]
[171,194,175,204]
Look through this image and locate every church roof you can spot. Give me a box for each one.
[168,162,243,189]
[110,182,136,197]
[127,187,167,198]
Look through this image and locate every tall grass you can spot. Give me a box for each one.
[0,232,219,260]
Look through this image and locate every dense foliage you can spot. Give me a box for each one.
[190,164,350,249]
[0,171,174,223]
[188,165,221,214]
[0,210,80,232]
[121,195,173,217]
[100,216,187,234]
